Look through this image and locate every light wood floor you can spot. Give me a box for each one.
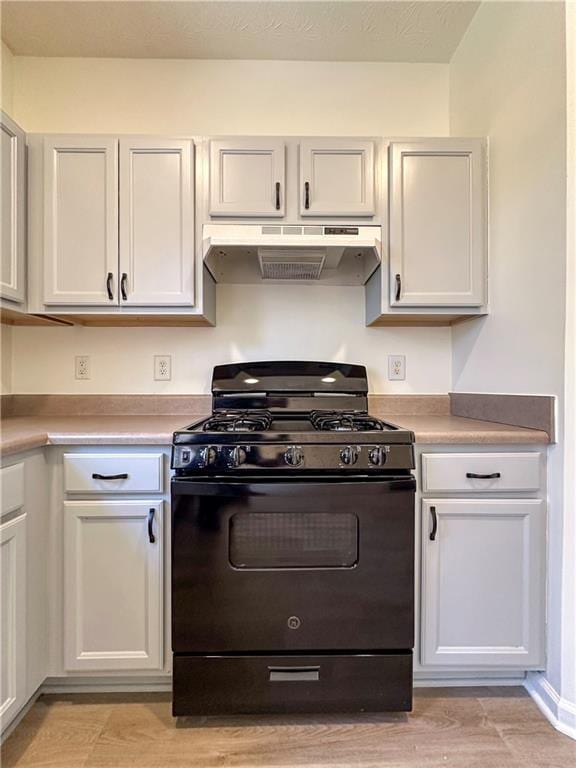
[2,687,575,767]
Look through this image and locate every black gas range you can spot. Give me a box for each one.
[171,361,416,716]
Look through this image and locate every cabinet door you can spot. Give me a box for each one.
[1,113,26,303]
[119,139,194,306]
[421,499,545,667]
[299,139,375,217]
[44,136,118,305]
[64,501,163,671]
[209,139,285,217]
[0,514,26,730]
[389,140,486,307]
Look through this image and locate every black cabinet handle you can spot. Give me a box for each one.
[429,505,438,541]
[304,181,310,210]
[106,272,114,301]
[395,273,402,302]
[466,472,502,479]
[148,508,156,544]
[120,273,128,301]
[275,181,281,210]
[91,473,128,480]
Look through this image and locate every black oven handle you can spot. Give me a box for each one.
[172,476,416,495]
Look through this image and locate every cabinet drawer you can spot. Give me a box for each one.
[1,463,24,516]
[64,453,164,494]
[422,452,541,493]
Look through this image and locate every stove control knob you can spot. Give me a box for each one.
[198,446,217,468]
[340,446,359,465]
[284,446,304,467]
[368,447,387,466]
[227,446,247,468]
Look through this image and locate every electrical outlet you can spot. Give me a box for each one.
[75,356,91,380]
[388,355,406,381]
[154,355,172,381]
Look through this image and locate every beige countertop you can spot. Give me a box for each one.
[0,413,550,458]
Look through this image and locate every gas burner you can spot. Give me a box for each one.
[202,410,273,433]
[310,410,386,432]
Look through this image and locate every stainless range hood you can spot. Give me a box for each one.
[203,224,382,285]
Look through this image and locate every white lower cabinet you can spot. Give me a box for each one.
[421,498,545,667]
[63,500,163,672]
[0,514,27,730]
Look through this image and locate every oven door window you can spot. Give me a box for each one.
[229,512,358,569]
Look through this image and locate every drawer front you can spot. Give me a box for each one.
[1,463,24,516]
[64,453,164,494]
[173,653,413,715]
[422,452,541,493]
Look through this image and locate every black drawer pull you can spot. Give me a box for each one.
[429,505,438,541]
[395,273,402,302]
[91,473,128,480]
[268,666,319,682]
[275,181,281,210]
[106,272,114,301]
[304,181,310,209]
[466,472,502,479]
[120,272,128,301]
[148,508,156,544]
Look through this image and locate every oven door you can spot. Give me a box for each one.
[171,476,415,653]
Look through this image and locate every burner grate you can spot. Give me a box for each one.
[203,410,273,433]
[310,410,386,432]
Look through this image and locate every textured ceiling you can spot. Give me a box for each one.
[1,1,480,62]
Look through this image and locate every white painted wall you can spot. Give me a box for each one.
[1,325,12,395]
[559,0,576,730]
[5,56,451,394]
[10,57,448,136]
[1,41,14,113]
[11,285,451,394]
[449,0,571,722]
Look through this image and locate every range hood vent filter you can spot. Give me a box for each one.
[258,248,326,281]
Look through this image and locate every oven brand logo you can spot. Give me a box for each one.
[287,616,301,630]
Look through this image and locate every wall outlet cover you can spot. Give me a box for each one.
[388,355,406,381]
[154,355,172,381]
[74,356,90,380]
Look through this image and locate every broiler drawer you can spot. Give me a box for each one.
[173,652,413,715]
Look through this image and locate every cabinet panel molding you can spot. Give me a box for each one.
[209,139,286,217]
[421,498,545,667]
[1,112,26,303]
[299,139,375,217]
[422,452,542,494]
[389,139,486,307]
[43,136,118,306]
[64,500,163,671]
[119,138,194,306]
[0,514,27,730]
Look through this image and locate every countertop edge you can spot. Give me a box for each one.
[0,422,551,459]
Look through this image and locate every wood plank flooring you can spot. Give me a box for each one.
[2,687,575,768]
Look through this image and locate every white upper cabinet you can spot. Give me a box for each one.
[209,139,285,217]
[389,140,486,307]
[421,499,545,668]
[64,500,163,671]
[299,139,375,217]
[44,136,119,306]
[119,138,194,306]
[1,113,26,303]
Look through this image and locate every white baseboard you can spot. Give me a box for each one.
[525,672,576,740]
[0,686,42,744]
[41,676,172,695]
